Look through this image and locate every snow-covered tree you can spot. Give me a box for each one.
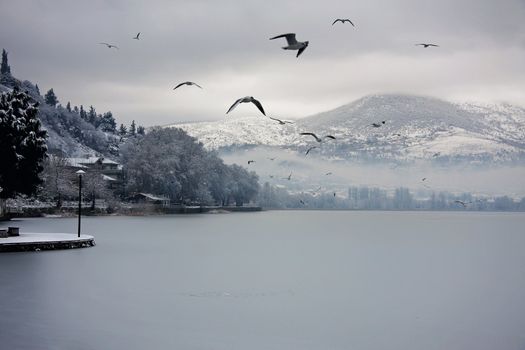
[41,154,76,208]
[119,123,127,135]
[137,125,145,135]
[99,111,117,133]
[44,88,59,107]
[0,88,48,202]
[66,101,71,112]
[129,120,136,136]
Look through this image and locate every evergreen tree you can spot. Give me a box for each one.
[66,101,71,112]
[79,105,87,120]
[73,105,79,114]
[119,123,127,135]
[137,125,145,135]
[44,88,59,107]
[0,49,11,75]
[88,105,97,125]
[99,111,117,132]
[130,120,136,136]
[0,88,48,200]
[35,84,40,95]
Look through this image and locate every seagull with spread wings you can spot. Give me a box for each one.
[372,121,386,128]
[332,19,355,26]
[300,132,336,143]
[270,33,309,57]
[133,32,141,40]
[416,43,439,48]
[227,96,266,116]
[173,81,203,90]
[268,116,294,125]
[305,146,318,156]
[99,42,119,49]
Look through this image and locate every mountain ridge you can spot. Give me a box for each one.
[169,94,525,164]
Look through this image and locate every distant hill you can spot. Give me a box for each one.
[170,94,525,164]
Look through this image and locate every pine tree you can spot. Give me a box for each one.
[0,49,11,75]
[137,125,145,135]
[79,105,87,120]
[44,88,59,107]
[35,84,40,95]
[73,105,79,114]
[88,105,97,125]
[99,111,117,132]
[66,101,71,112]
[130,120,136,136]
[0,88,48,200]
[119,123,127,135]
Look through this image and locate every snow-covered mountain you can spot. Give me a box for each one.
[170,94,525,163]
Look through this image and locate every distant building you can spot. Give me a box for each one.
[130,193,170,207]
[66,156,123,188]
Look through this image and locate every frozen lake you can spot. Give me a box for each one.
[1,211,525,350]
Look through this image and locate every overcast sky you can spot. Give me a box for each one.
[1,0,524,126]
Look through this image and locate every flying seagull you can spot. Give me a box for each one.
[300,132,336,143]
[99,42,119,49]
[247,160,255,165]
[305,146,318,156]
[454,200,471,208]
[372,121,386,128]
[332,19,355,26]
[325,172,333,176]
[270,33,309,58]
[284,172,292,181]
[227,96,266,116]
[267,157,276,161]
[133,32,141,40]
[416,43,439,48]
[268,116,294,125]
[422,178,427,182]
[173,81,203,90]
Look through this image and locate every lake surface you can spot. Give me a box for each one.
[1,211,525,350]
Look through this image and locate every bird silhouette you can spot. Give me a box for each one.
[284,172,292,180]
[416,43,439,48]
[173,81,203,90]
[305,146,318,156]
[247,160,255,165]
[270,33,309,57]
[300,132,336,143]
[227,96,266,116]
[325,172,332,176]
[372,121,386,128]
[99,42,119,49]
[268,116,294,125]
[332,19,355,26]
[133,32,141,40]
[454,200,471,207]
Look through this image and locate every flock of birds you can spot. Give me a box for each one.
[97,20,458,207]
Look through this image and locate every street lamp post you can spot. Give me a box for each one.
[76,170,85,238]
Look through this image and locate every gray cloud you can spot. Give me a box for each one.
[1,0,524,126]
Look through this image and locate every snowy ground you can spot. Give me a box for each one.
[0,233,94,244]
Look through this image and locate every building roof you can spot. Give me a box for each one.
[137,193,170,201]
[67,157,120,168]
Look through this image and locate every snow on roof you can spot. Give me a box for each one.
[101,174,117,181]
[67,157,120,167]
[137,193,170,201]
